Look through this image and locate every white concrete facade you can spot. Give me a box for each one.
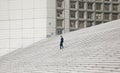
[47,0,56,37]
[0,0,47,56]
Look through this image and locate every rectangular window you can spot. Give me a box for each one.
[112,4,118,11]
[105,0,110,1]
[70,11,76,18]
[104,4,110,11]
[57,0,64,8]
[113,0,118,2]
[96,0,102,1]
[70,1,76,9]
[87,3,93,10]
[96,21,102,25]
[87,21,93,27]
[87,12,93,19]
[112,13,118,20]
[57,20,63,27]
[96,3,101,10]
[57,10,63,17]
[79,11,84,19]
[78,21,84,28]
[104,13,109,20]
[96,13,102,20]
[79,2,84,9]
[70,20,76,27]
[56,29,63,35]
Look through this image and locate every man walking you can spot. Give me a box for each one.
[60,35,64,49]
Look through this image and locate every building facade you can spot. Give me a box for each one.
[0,0,120,56]
[0,0,47,56]
[54,0,120,35]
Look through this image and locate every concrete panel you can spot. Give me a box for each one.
[22,9,34,19]
[9,0,22,10]
[0,0,8,10]
[10,20,22,29]
[0,39,9,48]
[22,39,34,47]
[47,0,56,9]
[34,19,47,28]
[34,9,41,18]
[22,19,34,28]
[0,30,9,39]
[64,0,70,10]
[0,21,9,29]
[47,9,56,18]
[10,39,22,48]
[47,18,56,36]
[22,29,34,38]
[34,28,46,38]
[65,10,70,19]
[10,29,22,39]
[34,0,41,8]
[34,9,47,18]
[10,10,22,19]
[0,11,9,20]
[34,38,45,43]
[39,0,47,9]
[22,0,34,9]
[64,19,70,32]
[47,0,56,18]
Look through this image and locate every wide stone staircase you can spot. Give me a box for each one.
[0,19,120,73]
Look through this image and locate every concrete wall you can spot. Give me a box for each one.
[0,0,47,56]
[47,0,56,37]
[64,0,70,33]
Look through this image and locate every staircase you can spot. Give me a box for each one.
[0,19,120,73]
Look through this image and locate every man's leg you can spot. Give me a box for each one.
[62,45,64,48]
[61,43,64,49]
[60,44,62,49]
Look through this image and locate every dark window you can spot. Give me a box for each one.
[56,29,63,35]
[79,2,84,9]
